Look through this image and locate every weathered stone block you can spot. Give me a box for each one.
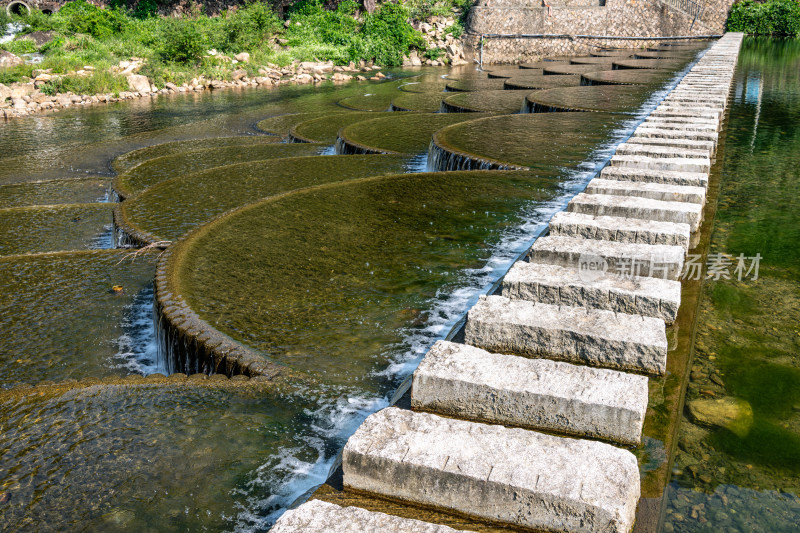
[549,210,690,249]
[585,177,706,204]
[568,192,703,231]
[599,165,709,188]
[412,340,649,444]
[465,295,668,375]
[343,407,641,533]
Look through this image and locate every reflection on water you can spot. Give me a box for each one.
[664,38,800,532]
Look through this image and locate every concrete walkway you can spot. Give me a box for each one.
[273,33,744,533]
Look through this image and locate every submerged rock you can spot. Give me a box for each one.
[687,397,754,437]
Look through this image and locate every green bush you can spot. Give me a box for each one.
[727,0,800,36]
[211,2,282,53]
[1,38,37,55]
[158,19,208,64]
[40,70,129,95]
[0,9,11,36]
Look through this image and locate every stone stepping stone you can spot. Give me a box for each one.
[600,165,709,188]
[585,177,706,204]
[609,154,710,174]
[528,235,685,281]
[342,407,640,533]
[625,136,716,156]
[465,295,668,375]
[502,261,681,323]
[650,108,722,121]
[631,126,718,143]
[271,500,469,533]
[613,143,710,161]
[412,340,649,445]
[548,211,691,250]
[568,192,703,231]
[642,118,720,133]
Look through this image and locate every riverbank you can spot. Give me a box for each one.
[0,0,470,120]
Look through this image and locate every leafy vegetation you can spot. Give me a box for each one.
[0,0,471,93]
[726,0,800,36]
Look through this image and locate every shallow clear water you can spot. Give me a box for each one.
[0,58,693,531]
[663,38,800,533]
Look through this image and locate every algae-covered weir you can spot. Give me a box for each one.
[1,32,798,533]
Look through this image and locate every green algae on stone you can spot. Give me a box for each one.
[442,90,530,113]
[336,82,408,111]
[391,92,447,112]
[337,113,494,155]
[112,136,282,174]
[431,112,625,169]
[634,50,697,60]
[0,381,324,531]
[503,73,583,90]
[0,177,109,209]
[483,66,526,79]
[0,204,113,256]
[581,69,674,86]
[589,49,637,58]
[525,85,653,114]
[445,78,508,92]
[166,170,561,387]
[543,63,609,76]
[257,112,345,138]
[398,80,449,93]
[289,112,388,143]
[613,58,686,70]
[114,143,327,199]
[0,250,157,386]
[569,56,618,66]
[520,61,565,69]
[119,155,410,243]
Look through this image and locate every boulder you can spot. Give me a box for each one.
[0,51,24,68]
[19,31,55,47]
[0,84,10,101]
[165,82,178,92]
[231,69,247,81]
[126,74,151,94]
[687,397,753,437]
[234,52,250,63]
[409,50,423,67]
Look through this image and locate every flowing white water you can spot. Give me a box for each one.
[0,22,23,45]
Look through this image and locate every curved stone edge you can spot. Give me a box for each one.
[154,243,289,379]
[334,132,405,156]
[438,98,481,113]
[112,201,165,249]
[0,372,277,400]
[428,124,528,172]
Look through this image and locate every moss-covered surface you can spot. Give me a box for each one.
[0,177,109,209]
[0,250,157,386]
[431,112,625,169]
[445,78,508,92]
[0,203,112,256]
[613,58,687,70]
[290,112,387,143]
[338,112,494,155]
[390,92,447,112]
[581,69,674,86]
[502,73,582,90]
[543,63,610,75]
[118,154,409,243]
[114,142,325,199]
[525,85,653,114]
[442,90,530,113]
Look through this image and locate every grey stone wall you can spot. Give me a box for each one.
[465,0,734,64]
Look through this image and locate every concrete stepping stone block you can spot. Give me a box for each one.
[548,211,691,250]
[502,261,681,323]
[613,143,710,161]
[632,126,718,143]
[599,165,709,188]
[271,500,472,532]
[585,177,706,204]
[528,235,685,281]
[568,192,703,231]
[342,407,641,533]
[465,295,668,375]
[625,136,716,155]
[412,340,649,445]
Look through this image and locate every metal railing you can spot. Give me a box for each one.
[658,0,706,30]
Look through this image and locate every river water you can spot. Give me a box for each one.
[0,52,716,531]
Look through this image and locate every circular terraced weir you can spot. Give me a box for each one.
[390,92,447,112]
[0,249,158,385]
[543,64,604,76]
[613,58,686,70]
[503,73,582,90]
[398,80,449,93]
[289,112,386,143]
[634,51,697,60]
[569,56,617,66]
[337,84,404,110]
[524,85,653,114]
[445,78,508,92]
[429,112,625,170]
[113,136,281,174]
[581,69,674,86]
[113,142,326,199]
[116,155,409,244]
[483,67,526,79]
[257,112,343,138]
[519,61,559,70]
[441,90,530,113]
[336,113,492,155]
[157,170,561,386]
[0,204,113,256]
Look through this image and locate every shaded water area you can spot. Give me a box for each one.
[662,38,800,532]
[0,52,704,530]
